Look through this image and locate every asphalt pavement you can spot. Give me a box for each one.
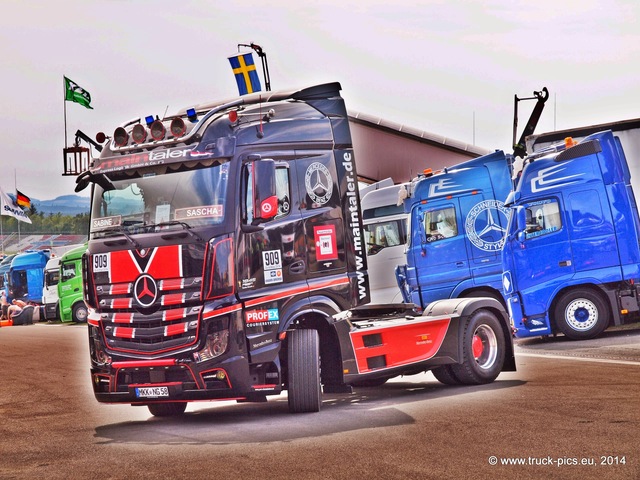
[0,321,638,480]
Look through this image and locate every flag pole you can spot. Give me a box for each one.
[63,76,68,148]
[14,170,20,250]
[0,205,3,255]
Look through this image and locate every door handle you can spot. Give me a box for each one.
[289,260,306,274]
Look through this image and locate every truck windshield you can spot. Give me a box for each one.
[364,220,406,255]
[45,269,59,287]
[90,163,229,238]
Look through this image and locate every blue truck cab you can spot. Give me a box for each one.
[502,130,640,339]
[398,151,514,309]
[8,250,50,304]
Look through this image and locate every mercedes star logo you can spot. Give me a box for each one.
[134,273,158,307]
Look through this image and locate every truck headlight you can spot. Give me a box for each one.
[194,330,229,363]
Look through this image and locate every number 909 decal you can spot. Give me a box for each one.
[93,253,110,273]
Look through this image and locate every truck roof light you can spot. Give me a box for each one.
[186,108,198,121]
[96,132,106,143]
[170,118,186,138]
[423,168,433,176]
[564,137,577,148]
[131,124,147,144]
[113,127,129,147]
[145,115,155,126]
[150,120,166,141]
[229,110,238,123]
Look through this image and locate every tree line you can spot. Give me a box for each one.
[1,206,90,235]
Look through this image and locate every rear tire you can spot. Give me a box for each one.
[450,309,505,385]
[147,402,187,417]
[553,289,609,340]
[431,365,462,385]
[287,329,322,413]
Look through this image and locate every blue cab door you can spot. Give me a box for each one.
[408,200,470,306]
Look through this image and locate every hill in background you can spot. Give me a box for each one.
[32,195,90,216]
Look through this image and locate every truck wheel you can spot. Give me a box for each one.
[450,310,505,385]
[147,402,187,417]
[72,303,88,323]
[287,329,321,413]
[553,289,609,340]
[431,365,461,385]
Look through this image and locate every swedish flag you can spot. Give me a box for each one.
[228,52,262,95]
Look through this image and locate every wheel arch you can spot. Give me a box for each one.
[458,286,507,309]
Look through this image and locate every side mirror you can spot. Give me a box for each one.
[253,160,278,223]
[515,206,527,243]
[75,171,114,193]
[75,171,91,193]
[417,211,427,245]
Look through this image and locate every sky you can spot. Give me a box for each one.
[1,0,639,201]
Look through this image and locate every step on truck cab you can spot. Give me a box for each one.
[502,130,640,339]
[77,82,515,416]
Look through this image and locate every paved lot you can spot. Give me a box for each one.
[0,322,638,480]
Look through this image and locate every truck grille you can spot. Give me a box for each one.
[93,244,206,355]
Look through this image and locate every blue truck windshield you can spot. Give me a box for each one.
[90,163,229,238]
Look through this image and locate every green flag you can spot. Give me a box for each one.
[64,76,93,109]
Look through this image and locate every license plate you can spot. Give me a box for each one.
[135,386,169,398]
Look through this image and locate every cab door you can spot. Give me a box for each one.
[237,156,306,295]
[511,197,574,314]
[410,200,470,305]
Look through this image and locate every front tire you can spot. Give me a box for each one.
[147,402,187,417]
[287,329,322,413]
[553,289,609,340]
[450,309,505,385]
[72,302,88,323]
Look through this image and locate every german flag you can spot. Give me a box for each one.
[16,190,31,209]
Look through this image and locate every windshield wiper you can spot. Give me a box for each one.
[101,226,141,249]
[152,221,205,242]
